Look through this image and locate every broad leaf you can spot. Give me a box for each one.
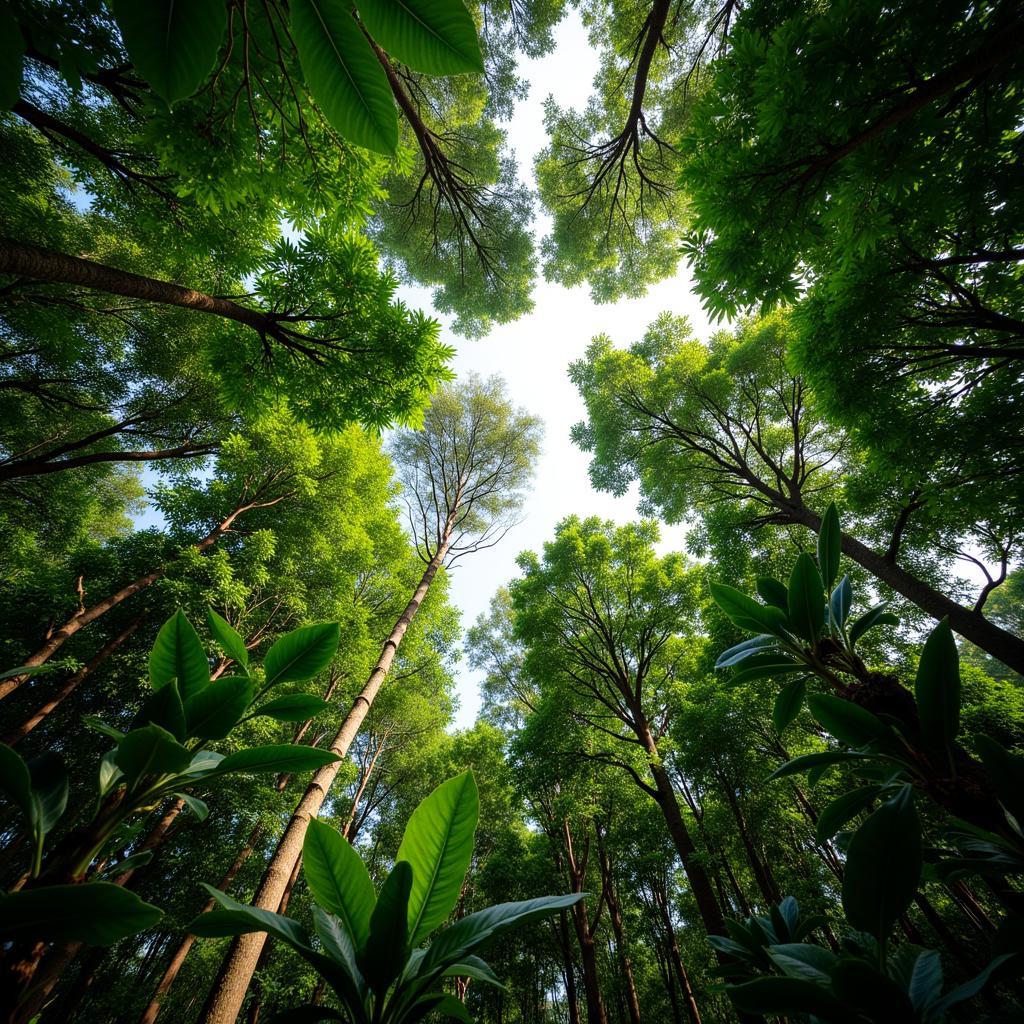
[215,744,341,777]
[133,680,186,741]
[829,575,853,629]
[766,943,837,984]
[849,604,898,647]
[358,860,412,993]
[725,655,805,689]
[149,610,210,701]
[291,0,398,154]
[766,750,876,782]
[0,742,34,829]
[915,618,960,751]
[255,693,332,722]
[356,0,483,75]
[831,957,915,1019]
[710,582,789,637]
[263,622,340,689]
[303,817,376,949]
[177,793,210,821]
[891,947,942,1013]
[842,786,921,941]
[815,786,882,843]
[726,976,856,1021]
[975,735,1024,825]
[806,693,889,747]
[756,577,789,609]
[772,677,805,733]
[206,608,249,669]
[27,752,68,836]
[442,954,505,988]
[932,954,1014,1016]
[311,907,367,1007]
[183,675,254,740]
[111,0,227,106]
[787,552,824,644]
[0,883,162,945]
[715,634,777,668]
[115,724,192,785]
[817,502,841,588]
[397,771,479,946]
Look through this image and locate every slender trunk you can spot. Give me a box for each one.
[557,911,583,1024]
[198,542,449,1024]
[570,903,609,1024]
[599,855,641,1024]
[5,616,143,745]
[138,832,261,1024]
[654,892,702,1024]
[719,780,780,906]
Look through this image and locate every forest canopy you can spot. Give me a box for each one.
[0,2,1022,1024]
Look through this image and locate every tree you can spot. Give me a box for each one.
[570,312,1024,674]
[197,375,541,1023]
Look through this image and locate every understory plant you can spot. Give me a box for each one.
[709,503,1023,1019]
[191,771,584,1023]
[0,609,342,1011]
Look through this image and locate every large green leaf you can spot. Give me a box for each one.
[215,744,341,777]
[831,958,915,1020]
[849,604,898,647]
[710,582,789,636]
[115,724,193,786]
[311,907,368,1008]
[772,677,806,734]
[0,883,162,945]
[890,946,942,1013]
[766,750,877,782]
[842,786,921,941]
[829,575,853,629]
[183,675,254,740]
[726,655,804,689]
[263,622,340,689]
[291,0,397,154]
[358,860,412,993]
[133,679,187,741]
[0,742,34,829]
[111,0,227,106]
[788,552,825,644]
[806,693,889,747]
[303,817,376,949]
[726,976,856,1021]
[27,752,68,836]
[975,734,1024,825]
[397,771,479,946]
[149,610,210,701]
[715,634,778,668]
[756,577,789,609]
[206,608,249,670]
[441,955,505,988]
[817,502,841,589]
[815,785,882,843]
[914,618,960,751]
[356,0,483,75]
[255,693,332,722]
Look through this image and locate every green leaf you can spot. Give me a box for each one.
[291,0,398,154]
[766,943,837,984]
[0,742,35,830]
[176,793,210,821]
[424,994,473,1022]
[893,947,942,1013]
[356,0,483,75]
[84,716,124,742]
[975,734,1024,825]
[254,693,332,723]
[28,752,68,836]
[311,906,367,1008]
[133,679,186,741]
[115,724,192,786]
[772,677,805,733]
[149,610,210,701]
[710,582,789,637]
[358,860,412,993]
[849,604,898,647]
[183,675,254,740]
[442,955,505,989]
[815,786,882,843]
[303,817,376,949]
[0,663,61,683]
[0,4,25,109]
[766,750,876,782]
[214,744,341,777]
[842,786,921,941]
[818,502,841,589]
[756,577,789,609]
[914,618,960,751]
[932,954,1014,1016]
[726,976,856,1021]
[397,771,479,946]
[806,693,889,747]
[829,575,853,629]
[111,0,227,106]
[715,634,778,668]
[98,751,123,796]
[106,849,154,876]
[788,552,825,644]
[206,608,249,670]
[0,883,162,945]
[726,656,805,689]
[831,957,915,1020]
[263,623,340,689]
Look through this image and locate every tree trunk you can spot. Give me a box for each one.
[571,906,609,1024]
[597,833,641,1024]
[5,616,143,744]
[654,890,702,1024]
[557,911,583,1024]
[719,779,780,906]
[197,542,449,1024]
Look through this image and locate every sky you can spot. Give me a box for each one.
[395,14,715,727]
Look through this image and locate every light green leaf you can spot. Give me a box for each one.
[303,817,376,949]
[263,623,340,689]
[206,608,249,669]
[356,0,483,75]
[254,693,332,722]
[214,744,341,777]
[183,675,254,740]
[149,610,210,701]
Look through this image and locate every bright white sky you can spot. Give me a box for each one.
[397,14,715,727]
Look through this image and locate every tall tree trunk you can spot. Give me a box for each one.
[653,888,702,1024]
[198,541,449,1024]
[557,911,583,1024]
[718,778,780,906]
[571,905,609,1024]
[597,834,641,1024]
[5,616,143,744]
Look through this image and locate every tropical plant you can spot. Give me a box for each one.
[190,770,583,1023]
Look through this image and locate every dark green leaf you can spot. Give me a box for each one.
[975,734,1024,825]
[842,786,921,941]
[932,955,1015,1016]
[422,994,473,1022]
[788,552,825,644]
[133,679,186,741]
[442,955,505,988]
[818,502,841,589]
[914,618,960,751]
[0,4,25,109]
[0,883,162,945]
[849,604,898,647]
[890,947,942,1013]
[726,655,805,688]
[806,693,889,747]
[397,770,479,946]
[291,0,398,154]
[303,817,376,949]
[215,744,341,777]
[183,675,254,740]
[263,622,340,689]
[176,793,209,821]
[726,976,855,1021]
[0,742,34,830]
[773,677,805,733]
[0,663,61,683]
[710,582,790,637]
[816,786,882,843]
[358,860,412,993]
[149,610,210,701]
[756,577,789,609]
[766,750,876,782]
[829,575,853,629]
[206,608,249,670]
[83,716,124,741]
[111,0,227,106]
[766,943,837,984]
[254,693,332,722]
[106,850,154,876]
[357,0,483,75]
[311,907,367,1007]
[831,957,915,1020]
[115,724,192,785]
[715,634,778,668]
[27,752,68,836]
